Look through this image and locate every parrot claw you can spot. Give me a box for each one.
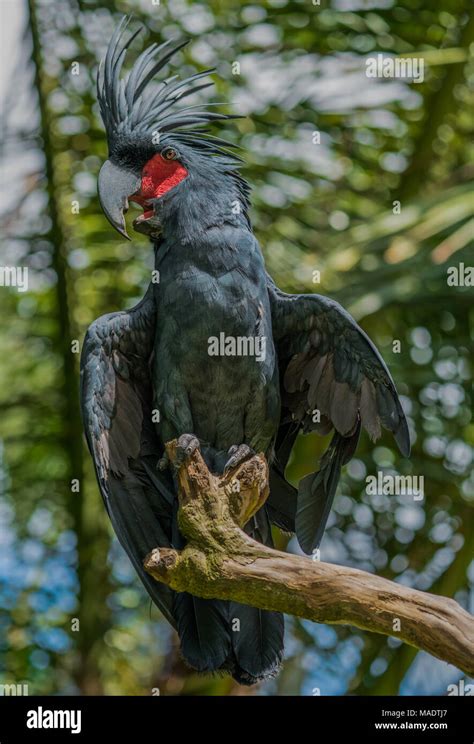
[175,434,201,468]
[224,444,255,474]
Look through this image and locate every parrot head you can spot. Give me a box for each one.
[97,16,249,240]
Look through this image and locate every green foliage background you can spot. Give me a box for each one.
[0,0,472,696]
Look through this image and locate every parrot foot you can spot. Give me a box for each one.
[174,433,201,468]
[224,444,255,474]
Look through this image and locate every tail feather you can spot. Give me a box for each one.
[173,592,232,673]
[229,507,284,683]
[229,603,284,685]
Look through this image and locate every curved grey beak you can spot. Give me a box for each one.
[98,160,141,240]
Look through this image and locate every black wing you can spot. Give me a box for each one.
[80,286,176,625]
[267,276,410,554]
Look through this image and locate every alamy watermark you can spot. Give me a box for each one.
[208,333,266,363]
[366,472,424,500]
[366,54,424,84]
[27,707,81,734]
[447,679,473,696]
[0,266,28,292]
[0,682,29,695]
[447,262,473,287]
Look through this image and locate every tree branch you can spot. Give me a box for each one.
[144,441,474,676]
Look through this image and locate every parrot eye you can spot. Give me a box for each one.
[162,147,178,161]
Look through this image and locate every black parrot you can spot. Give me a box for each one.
[80,17,410,685]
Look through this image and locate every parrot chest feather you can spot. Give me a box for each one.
[150,229,279,451]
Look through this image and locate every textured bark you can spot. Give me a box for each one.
[144,442,474,676]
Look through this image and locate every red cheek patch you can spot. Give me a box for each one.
[132,154,188,210]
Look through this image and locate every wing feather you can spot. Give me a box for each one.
[267,277,410,553]
[80,287,176,625]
